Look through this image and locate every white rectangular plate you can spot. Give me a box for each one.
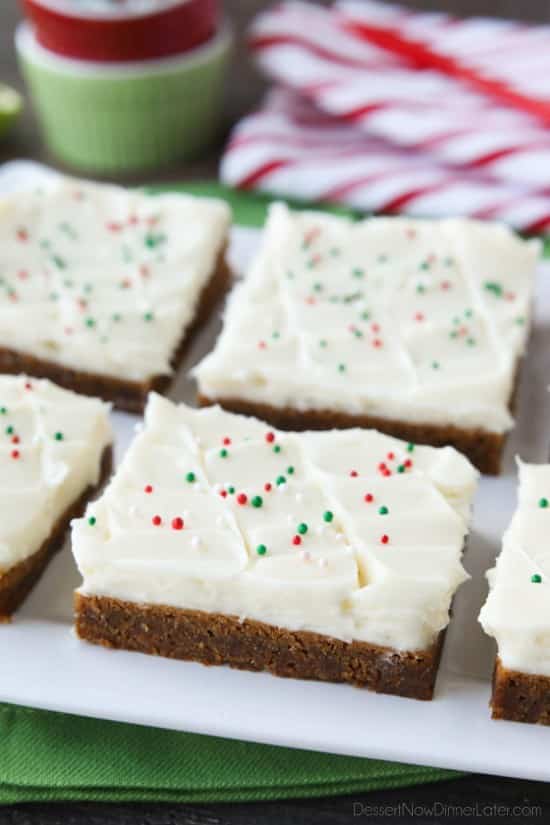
[1,163,550,782]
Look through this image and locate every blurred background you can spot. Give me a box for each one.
[2,0,549,183]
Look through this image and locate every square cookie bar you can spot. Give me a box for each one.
[480,461,550,724]
[0,177,231,411]
[195,204,539,473]
[73,394,477,700]
[0,375,112,620]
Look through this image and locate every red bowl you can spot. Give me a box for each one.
[21,0,219,62]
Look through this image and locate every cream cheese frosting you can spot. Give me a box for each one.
[73,394,478,652]
[195,204,539,433]
[479,461,550,677]
[0,177,230,381]
[0,375,112,575]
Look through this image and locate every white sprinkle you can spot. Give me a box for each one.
[191,535,201,549]
[299,550,311,562]
[295,492,303,503]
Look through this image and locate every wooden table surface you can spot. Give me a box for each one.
[2,1,550,823]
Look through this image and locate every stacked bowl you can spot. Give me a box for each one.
[17,0,232,172]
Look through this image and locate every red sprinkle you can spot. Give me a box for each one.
[11,436,19,444]
[152,515,162,526]
[11,450,20,459]
[265,432,275,444]
[264,482,272,492]
[414,312,425,322]
[387,452,395,461]
[128,214,139,226]
[381,534,389,545]
[292,535,302,546]
[24,382,32,390]
[17,270,29,281]
[258,340,267,350]
[144,485,153,494]
[223,437,231,446]
[350,470,358,477]
[171,517,184,530]
[372,338,383,348]
[106,221,123,232]
[378,462,387,472]
[237,493,248,506]
[139,264,150,278]
[364,493,374,503]
[371,323,381,334]
[441,280,452,291]
[16,227,28,242]
[220,489,228,498]
[404,459,413,469]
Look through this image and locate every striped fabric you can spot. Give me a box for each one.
[221,1,550,232]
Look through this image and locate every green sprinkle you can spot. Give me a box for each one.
[464,309,473,319]
[378,506,389,515]
[319,339,328,348]
[416,283,426,295]
[256,544,267,556]
[112,313,122,322]
[52,254,66,270]
[272,330,280,339]
[323,510,334,523]
[85,318,95,328]
[0,407,6,415]
[186,472,196,483]
[484,281,503,297]
[276,475,286,486]
[297,522,308,535]
[219,448,228,458]
[352,267,364,278]
[5,425,13,435]
[432,361,440,370]
[407,443,415,453]
[516,316,526,326]
[419,261,429,271]
[531,574,542,583]
[539,498,549,509]
[228,486,235,495]
[467,337,476,347]
[287,466,295,475]
[397,465,405,473]
[338,363,346,373]
[251,495,263,508]
[54,432,64,441]
[313,282,323,292]
[143,311,154,322]
[88,516,96,526]
[360,310,371,321]
[273,444,281,454]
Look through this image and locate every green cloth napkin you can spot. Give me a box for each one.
[2,181,484,806]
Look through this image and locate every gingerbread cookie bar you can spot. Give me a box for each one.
[0,178,231,412]
[480,461,550,724]
[73,394,478,700]
[0,375,112,620]
[195,204,539,473]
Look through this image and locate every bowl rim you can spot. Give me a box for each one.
[23,0,194,22]
[16,18,232,76]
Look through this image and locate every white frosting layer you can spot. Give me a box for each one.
[0,375,112,575]
[73,394,478,651]
[0,178,230,382]
[195,204,539,433]
[479,461,550,677]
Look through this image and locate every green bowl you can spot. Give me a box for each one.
[16,22,232,174]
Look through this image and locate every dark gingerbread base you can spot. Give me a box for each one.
[197,395,504,475]
[0,446,113,621]
[0,248,231,414]
[491,658,550,725]
[75,594,445,700]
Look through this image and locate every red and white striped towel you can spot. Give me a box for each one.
[221,88,550,232]
[220,1,550,231]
